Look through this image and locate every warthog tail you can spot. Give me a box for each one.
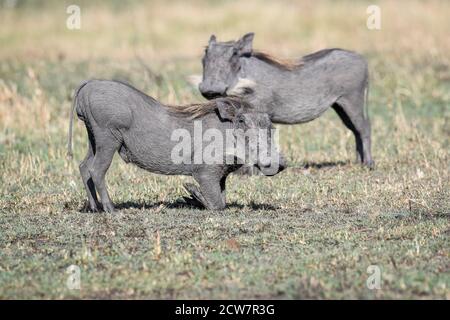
[67,80,91,159]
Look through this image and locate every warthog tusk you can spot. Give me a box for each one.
[186,74,202,88]
[226,78,256,96]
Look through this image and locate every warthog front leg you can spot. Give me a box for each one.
[183,183,208,208]
[183,172,227,210]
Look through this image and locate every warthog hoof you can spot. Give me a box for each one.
[80,200,101,213]
[102,202,116,213]
[364,160,375,170]
[183,183,206,209]
[182,196,204,209]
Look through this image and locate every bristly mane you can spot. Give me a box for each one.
[206,42,302,71]
[251,51,303,71]
[166,96,252,119]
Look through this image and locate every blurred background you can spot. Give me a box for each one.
[1,0,449,132]
[1,0,448,154]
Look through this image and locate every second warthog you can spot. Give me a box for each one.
[198,33,374,167]
[68,80,286,212]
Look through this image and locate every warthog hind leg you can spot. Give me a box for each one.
[88,131,121,213]
[79,126,101,212]
[333,95,374,168]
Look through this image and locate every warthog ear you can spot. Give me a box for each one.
[236,32,254,56]
[209,34,217,46]
[216,98,240,121]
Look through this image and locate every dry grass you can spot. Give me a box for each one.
[0,0,449,299]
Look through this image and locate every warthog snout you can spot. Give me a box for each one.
[199,82,227,99]
[257,154,287,176]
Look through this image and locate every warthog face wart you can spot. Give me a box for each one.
[170,98,285,176]
[231,111,284,176]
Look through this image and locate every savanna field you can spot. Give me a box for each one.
[0,0,449,299]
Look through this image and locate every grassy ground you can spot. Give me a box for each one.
[0,0,449,299]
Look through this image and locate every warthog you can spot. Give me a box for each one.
[197,33,374,167]
[68,80,286,212]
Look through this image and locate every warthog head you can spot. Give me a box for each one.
[199,33,256,99]
[215,98,286,175]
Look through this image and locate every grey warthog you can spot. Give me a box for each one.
[197,33,374,167]
[68,80,286,212]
